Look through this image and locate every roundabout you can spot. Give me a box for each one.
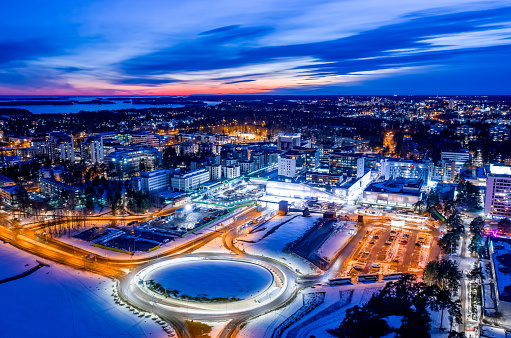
[144,259,274,302]
[120,255,296,318]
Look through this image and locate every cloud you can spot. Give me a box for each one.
[1,1,511,94]
[224,79,256,84]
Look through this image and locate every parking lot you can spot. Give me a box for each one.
[345,222,436,276]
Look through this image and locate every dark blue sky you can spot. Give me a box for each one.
[1,0,510,95]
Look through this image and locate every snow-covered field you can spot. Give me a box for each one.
[316,221,356,262]
[238,283,384,338]
[146,260,274,299]
[0,242,167,338]
[194,236,232,254]
[236,214,321,275]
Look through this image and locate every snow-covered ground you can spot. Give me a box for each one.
[490,239,511,302]
[0,242,167,338]
[238,282,384,338]
[236,214,321,275]
[200,320,231,338]
[316,222,356,262]
[194,236,232,254]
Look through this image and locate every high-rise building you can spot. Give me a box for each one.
[206,164,222,181]
[222,165,241,179]
[278,156,296,178]
[47,131,75,163]
[80,136,104,164]
[485,165,511,219]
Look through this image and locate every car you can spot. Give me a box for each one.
[369,241,375,245]
[373,235,379,239]
[415,242,422,247]
[399,240,407,245]
[403,233,410,238]
[390,230,397,234]
[353,264,365,271]
[385,240,392,245]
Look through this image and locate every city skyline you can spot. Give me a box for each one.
[1,0,511,96]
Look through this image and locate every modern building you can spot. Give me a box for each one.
[485,165,511,219]
[0,184,26,208]
[170,169,210,192]
[132,169,170,194]
[222,165,241,179]
[40,177,80,203]
[47,131,75,163]
[80,136,104,164]
[489,125,510,142]
[329,152,361,177]
[206,164,222,181]
[440,150,472,180]
[0,175,15,188]
[131,131,158,147]
[277,132,301,151]
[240,160,256,174]
[456,125,475,137]
[381,159,432,184]
[278,155,297,178]
[362,178,424,208]
[105,146,161,179]
[305,172,343,186]
[430,123,447,135]
[441,150,472,165]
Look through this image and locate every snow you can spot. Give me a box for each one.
[199,320,231,338]
[490,239,511,302]
[193,236,232,254]
[145,260,274,299]
[316,222,356,262]
[480,325,507,338]
[0,242,167,338]
[428,310,450,337]
[237,282,384,338]
[236,214,321,275]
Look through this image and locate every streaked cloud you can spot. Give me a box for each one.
[0,0,510,94]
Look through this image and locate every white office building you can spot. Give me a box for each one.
[485,165,511,219]
[132,169,170,194]
[171,169,210,192]
[278,156,296,178]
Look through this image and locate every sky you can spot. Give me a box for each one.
[1,0,511,95]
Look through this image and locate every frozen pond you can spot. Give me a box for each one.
[146,260,274,301]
